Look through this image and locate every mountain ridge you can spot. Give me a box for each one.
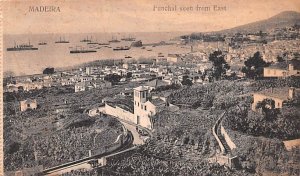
[217,11,300,34]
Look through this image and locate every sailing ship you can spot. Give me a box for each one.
[87,40,99,45]
[121,35,136,41]
[80,36,92,43]
[55,37,69,43]
[98,42,110,45]
[70,46,97,53]
[108,36,120,43]
[7,41,38,51]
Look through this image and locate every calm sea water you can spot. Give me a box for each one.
[4,32,191,76]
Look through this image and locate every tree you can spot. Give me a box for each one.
[255,98,280,120]
[181,75,193,86]
[43,67,55,74]
[104,74,122,84]
[4,71,15,78]
[126,72,133,78]
[277,56,285,62]
[208,51,230,81]
[241,51,269,79]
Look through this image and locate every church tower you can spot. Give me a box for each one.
[133,86,150,125]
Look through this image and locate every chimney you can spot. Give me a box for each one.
[288,64,294,71]
[289,87,295,99]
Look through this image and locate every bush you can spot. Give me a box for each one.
[8,142,21,154]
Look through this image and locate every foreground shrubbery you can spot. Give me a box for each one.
[4,114,123,171]
[223,104,300,175]
[169,80,248,109]
[103,144,247,176]
[224,105,300,140]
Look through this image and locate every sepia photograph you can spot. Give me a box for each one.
[2,0,300,175]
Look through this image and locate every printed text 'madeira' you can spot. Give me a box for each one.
[29,6,61,12]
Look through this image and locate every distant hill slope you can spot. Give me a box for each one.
[219,11,300,34]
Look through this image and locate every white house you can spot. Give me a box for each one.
[133,86,166,129]
[20,99,37,112]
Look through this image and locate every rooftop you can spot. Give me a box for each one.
[168,54,180,57]
[254,87,299,100]
[268,59,300,70]
[145,79,169,88]
[134,86,150,91]
[21,98,36,104]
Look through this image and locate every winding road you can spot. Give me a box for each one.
[41,113,149,175]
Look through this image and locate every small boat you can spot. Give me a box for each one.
[113,46,130,51]
[87,42,98,45]
[38,41,47,45]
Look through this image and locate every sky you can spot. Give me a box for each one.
[3,0,300,34]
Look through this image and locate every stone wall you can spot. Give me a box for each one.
[104,103,135,123]
[212,116,225,154]
[220,123,237,150]
[210,154,239,169]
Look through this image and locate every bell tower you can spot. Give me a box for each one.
[133,86,150,125]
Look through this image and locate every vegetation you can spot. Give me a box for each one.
[104,74,122,84]
[42,67,55,74]
[151,83,181,92]
[277,55,285,62]
[181,75,193,86]
[225,105,300,140]
[255,98,280,119]
[208,51,230,81]
[3,85,126,171]
[241,51,269,79]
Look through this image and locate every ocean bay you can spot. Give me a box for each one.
[4,32,190,76]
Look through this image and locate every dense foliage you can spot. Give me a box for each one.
[241,51,269,79]
[208,51,230,81]
[104,74,122,84]
[42,67,55,74]
[225,106,300,140]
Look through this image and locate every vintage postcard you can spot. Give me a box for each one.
[1,0,300,175]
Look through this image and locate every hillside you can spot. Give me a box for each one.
[219,11,300,33]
